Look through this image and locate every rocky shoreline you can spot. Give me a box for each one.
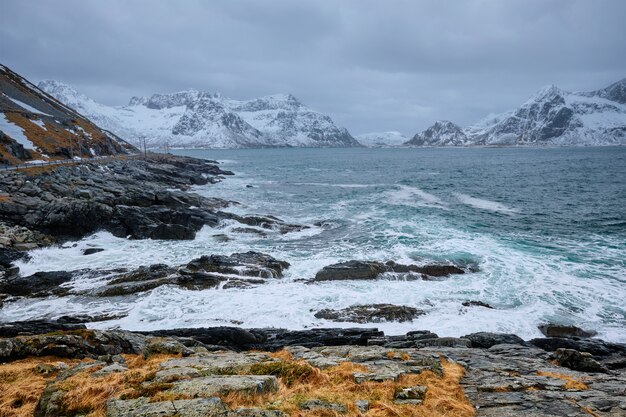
[1,154,625,416]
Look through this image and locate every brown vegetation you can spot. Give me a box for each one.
[0,357,83,417]
[0,351,475,417]
[222,354,475,417]
[536,370,589,390]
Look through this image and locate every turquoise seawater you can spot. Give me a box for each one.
[5,147,626,341]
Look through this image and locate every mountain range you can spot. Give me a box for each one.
[0,65,134,165]
[38,81,360,149]
[405,79,626,147]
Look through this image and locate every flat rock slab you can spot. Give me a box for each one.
[160,352,272,373]
[230,409,288,417]
[168,375,279,398]
[106,397,228,417]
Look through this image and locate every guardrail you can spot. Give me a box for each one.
[0,153,142,172]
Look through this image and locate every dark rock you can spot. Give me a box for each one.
[140,327,384,351]
[0,271,73,297]
[314,260,467,282]
[314,260,386,281]
[530,337,626,357]
[185,252,290,279]
[82,247,104,255]
[0,320,86,337]
[0,329,147,362]
[538,324,597,338]
[218,212,308,234]
[314,304,424,323]
[551,348,608,373]
[93,264,176,297]
[232,227,268,236]
[56,313,128,323]
[0,247,30,267]
[384,260,466,277]
[141,327,264,351]
[463,332,527,348]
[413,337,471,348]
[462,300,494,309]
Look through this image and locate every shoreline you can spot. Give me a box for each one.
[1,154,625,416]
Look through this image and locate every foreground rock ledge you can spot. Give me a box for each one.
[0,327,624,417]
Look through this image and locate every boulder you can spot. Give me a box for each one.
[0,270,73,297]
[314,304,424,323]
[551,348,608,373]
[82,247,105,255]
[462,300,494,309]
[142,337,195,358]
[394,385,427,405]
[463,332,527,348]
[0,247,30,267]
[530,337,626,357]
[168,375,278,397]
[314,260,386,281]
[538,324,597,338]
[185,252,290,278]
[0,320,86,337]
[314,260,466,281]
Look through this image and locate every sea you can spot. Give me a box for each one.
[4,147,626,342]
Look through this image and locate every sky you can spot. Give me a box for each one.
[1,0,625,136]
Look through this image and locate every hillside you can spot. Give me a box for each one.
[0,65,135,165]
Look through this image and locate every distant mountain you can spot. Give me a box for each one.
[406,79,626,147]
[405,121,468,146]
[39,82,361,149]
[355,131,407,147]
[0,65,134,165]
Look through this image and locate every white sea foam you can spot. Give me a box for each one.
[2,150,625,344]
[454,193,519,214]
[386,185,448,209]
[290,182,383,188]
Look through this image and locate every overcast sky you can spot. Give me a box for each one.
[1,0,625,136]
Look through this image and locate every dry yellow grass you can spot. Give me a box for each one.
[221,354,475,417]
[0,357,83,417]
[57,353,177,417]
[536,371,589,390]
[0,351,475,417]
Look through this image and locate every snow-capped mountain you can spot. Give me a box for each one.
[355,131,407,147]
[38,81,360,148]
[406,79,626,147]
[405,121,468,146]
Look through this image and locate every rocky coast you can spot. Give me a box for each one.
[0,154,625,417]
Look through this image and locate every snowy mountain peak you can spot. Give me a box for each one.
[405,120,468,146]
[524,84,565,104]
[39,81,359,148]
[408,79,626,147]
[591,78,626,104]
[37,80,93,108]
[145,89,204,110]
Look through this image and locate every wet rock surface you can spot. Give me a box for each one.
[0,154,309,251]
[314,304,424,323]
[313,259,467,282]
[538,323,598,338]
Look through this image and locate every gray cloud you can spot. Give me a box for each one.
[1,0,625,135]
